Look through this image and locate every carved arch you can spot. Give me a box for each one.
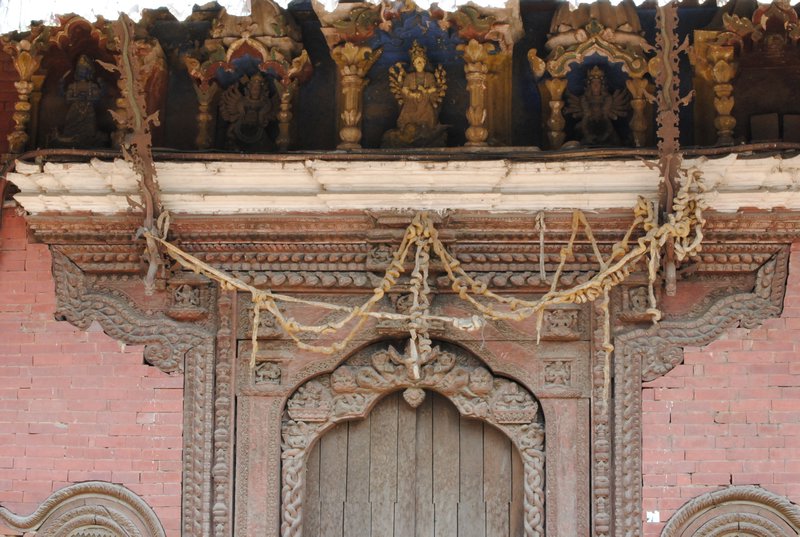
[660,486,800,537]
[0,481,165,537]
[280,342,546,537]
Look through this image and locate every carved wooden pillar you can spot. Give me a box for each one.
[332,43,382,150]
[195,82,219,150]
[459,39,495,147]
[626,76,649,148]
[276,82,296,152]
[1,30,46,154]
[544,77,567,149]
[691,34,738,146]
[707,44,737,146]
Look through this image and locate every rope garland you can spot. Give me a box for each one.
[145,167,707,370]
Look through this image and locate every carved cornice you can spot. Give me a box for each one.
[661,486,800,537]
[0,481,165,537]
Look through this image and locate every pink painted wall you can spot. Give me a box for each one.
[0,212,183,536]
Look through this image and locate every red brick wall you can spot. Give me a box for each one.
[0,212,183,536]
[642,242,800,535]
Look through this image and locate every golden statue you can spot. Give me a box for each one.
[565,66,630,146]
[382,40,448,148]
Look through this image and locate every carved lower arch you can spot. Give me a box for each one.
[279,342,545,537]
[660,486,800,537]
[0,481,166,537]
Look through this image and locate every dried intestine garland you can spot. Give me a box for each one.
[145,167,707,375]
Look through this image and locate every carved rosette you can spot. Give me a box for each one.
[280,344,545,537]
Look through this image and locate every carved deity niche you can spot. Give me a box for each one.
[692,0,800,146]
[528,0,652,149]
[181,0,312,152]
[312,0,522,149]
[37,15,119,150]
[280,342,545,537]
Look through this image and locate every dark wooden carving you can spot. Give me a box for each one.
[0,481,165,537]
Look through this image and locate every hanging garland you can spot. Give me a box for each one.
[144,166,707,372]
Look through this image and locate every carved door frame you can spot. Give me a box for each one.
[279,343,546,537]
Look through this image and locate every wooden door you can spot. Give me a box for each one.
[303,391,524,537]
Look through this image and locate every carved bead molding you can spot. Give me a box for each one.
[0,481,165,537]
[661,486,800,536]
[51,249,219,537]
[280,343,546,537]
[613,248,790,537]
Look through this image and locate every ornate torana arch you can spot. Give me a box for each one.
[280,344,546,537]
[0,481,166,537]
[661,486,800,537]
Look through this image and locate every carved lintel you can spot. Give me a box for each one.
[459,39,495,147]
[332,43,382,149]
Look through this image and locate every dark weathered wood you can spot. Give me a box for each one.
[395,396,417,537]
[415,394,435,537]
[459,416,485,537]
[304,438,321,537]
[484,425,513,537]
[433,395,459,537]
[319,425,348,537]
[370,394,399,537]
[509,444,525,537]
[344,416,372,535]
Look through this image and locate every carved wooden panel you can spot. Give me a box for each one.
[303,391,524,537]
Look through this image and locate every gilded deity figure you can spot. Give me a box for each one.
[54,54,106,147]
[382,40,448,148]
[219,73,277,150]
[565,66,630,146]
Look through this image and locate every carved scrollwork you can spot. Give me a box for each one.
[0,481,165,537]
[280,343,545,537]
[661,486,800,536]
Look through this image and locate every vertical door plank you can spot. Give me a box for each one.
[305,439,321,537]
[344,415,372,536]
[319,424,348,537]
[509,444,525,537]
[395,395,417,537]
[458,416,486,537]
[415,393,435,537]
[483,425,512,537]
[370,394,399,537]
[432,394,459,537]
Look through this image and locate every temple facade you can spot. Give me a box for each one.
[1,1,800,536]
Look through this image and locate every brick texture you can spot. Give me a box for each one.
[0,212,182,536]
[642,242,800,535]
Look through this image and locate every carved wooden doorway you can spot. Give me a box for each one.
[303,391,525,537]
